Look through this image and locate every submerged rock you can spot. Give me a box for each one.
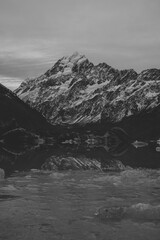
[41,156,101,171]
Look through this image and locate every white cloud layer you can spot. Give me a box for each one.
[0,39,55,60]
[0,75,22,90]
[0,0,160,83]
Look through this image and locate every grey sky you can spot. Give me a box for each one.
[0,0,160,89]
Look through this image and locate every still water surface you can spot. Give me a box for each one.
[0,168,160,240]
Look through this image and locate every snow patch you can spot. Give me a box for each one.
[63,67,72,75]
[145,92,159,98]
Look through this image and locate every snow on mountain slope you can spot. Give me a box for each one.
[15,52,160,126]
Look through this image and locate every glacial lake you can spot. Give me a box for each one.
[0,140,160,240]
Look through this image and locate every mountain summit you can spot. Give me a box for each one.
[44,51,93,78]
[15,53,160,126]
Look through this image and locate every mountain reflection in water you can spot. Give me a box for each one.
[0,127,160,176]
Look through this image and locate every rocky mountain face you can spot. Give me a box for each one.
[15,52,160,128]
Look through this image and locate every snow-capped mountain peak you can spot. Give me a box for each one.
[15,53,160,126]
[44,52,88,78]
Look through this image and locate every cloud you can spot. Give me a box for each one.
[0,0,160,79]
[0,39,51,61]
[0,38,64,79]
[0,75,22,90]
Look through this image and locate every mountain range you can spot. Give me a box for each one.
[1,52,160,173]
[15,52,160,138]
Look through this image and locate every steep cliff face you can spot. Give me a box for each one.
[15,52,160,126]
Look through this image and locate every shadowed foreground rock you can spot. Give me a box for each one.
[41,156,101,171]
[41,155,126,172]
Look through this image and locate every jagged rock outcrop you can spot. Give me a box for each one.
[15,52,160,126]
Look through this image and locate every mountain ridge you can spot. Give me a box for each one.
[0,82,54,136]
[15,52,160,126]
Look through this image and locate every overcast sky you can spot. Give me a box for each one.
[0,0,160,90]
